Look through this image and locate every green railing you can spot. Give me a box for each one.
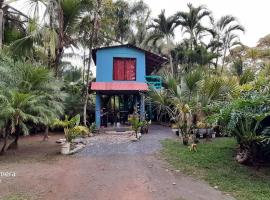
[145,75,162,90]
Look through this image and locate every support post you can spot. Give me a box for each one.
[140,93,145,121]
[95,93,101,128]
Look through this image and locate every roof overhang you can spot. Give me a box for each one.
[91,82,148,92]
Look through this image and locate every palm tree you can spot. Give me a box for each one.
[0,55,64,152]
[0,1,30,48]
[176,3,212,49]
[0,91,43,151]
[183,69,203,101]
[76,0,103,126]
[9,0,84,75]
[147,10,179,74]
[210,15,245,72]
[112,0,131,43]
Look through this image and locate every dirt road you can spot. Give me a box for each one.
[0,125,234,200]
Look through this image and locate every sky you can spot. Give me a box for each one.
[140,0,270,47]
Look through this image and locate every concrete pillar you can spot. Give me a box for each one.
[140,93,145,121]
[95,93,101,128]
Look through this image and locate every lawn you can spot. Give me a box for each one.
[161,138,270,200]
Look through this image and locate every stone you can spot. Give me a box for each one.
[56,138,66,144]
[214,186,218,189]
[72,138,88,145]
[172,182,176,185]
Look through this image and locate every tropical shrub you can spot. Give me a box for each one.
[128,115,145,138]
[53,114,89,143]
[0,55,64,153]
[209,92,270,164]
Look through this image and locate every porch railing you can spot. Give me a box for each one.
[145,75,162,90]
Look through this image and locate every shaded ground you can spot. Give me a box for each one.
[0,126,234,200]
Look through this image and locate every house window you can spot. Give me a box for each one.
[113,58,136,81]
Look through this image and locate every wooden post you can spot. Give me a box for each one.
[113,95,116,126]
[95,93,101,128]
[140,93,145,121]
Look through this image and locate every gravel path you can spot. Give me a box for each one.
[79,125,175,156]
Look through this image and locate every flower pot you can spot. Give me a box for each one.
[172,129,179,136]
[61,142,70,155]
[182,137,189,145]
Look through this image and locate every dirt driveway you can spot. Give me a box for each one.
[0,125,234,200]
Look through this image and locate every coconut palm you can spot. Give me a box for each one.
[147,10,179,74]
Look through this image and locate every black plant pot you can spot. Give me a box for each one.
[182,137,189,145]
[176,130,179,136]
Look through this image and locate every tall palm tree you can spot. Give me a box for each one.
[147,10,179,74]
[210,15,244,72]
[176,3,212,49]
[113,0,131,43]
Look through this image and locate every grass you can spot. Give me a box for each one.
[161,138,270,200]
[2,194,31,200]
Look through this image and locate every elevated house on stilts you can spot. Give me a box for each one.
[90,44,167,129]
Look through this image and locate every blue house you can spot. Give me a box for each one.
[90,44,167,128]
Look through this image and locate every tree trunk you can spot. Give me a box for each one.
[169,53,174,75]
[0,128,8,155]
[7,125,20,150]
[83,48,92,126]
[221,46,227,74]
[83,0,102,126]
[43,126,49,141]
[0,8,3,49]
[53,3,65,77]
[82,50,86,83]
[166,36,174,74]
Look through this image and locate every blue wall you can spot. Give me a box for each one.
[96,47,146,82]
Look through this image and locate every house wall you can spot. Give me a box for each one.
[96,47,146,83]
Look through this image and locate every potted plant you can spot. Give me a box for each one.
[141,120,151,134]
[53,114,89,154]
[171,123,179,136]
[128,115,145,141]
[89,123,97,136]
[197,121,206,138]
[174,104,191,145]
